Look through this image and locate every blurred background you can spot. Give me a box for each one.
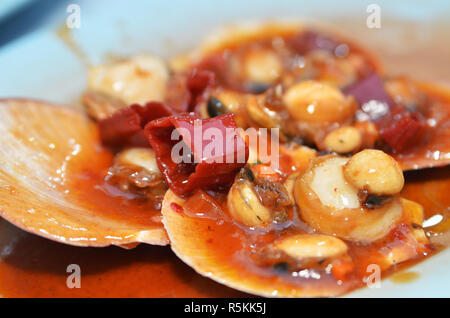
[0,0,448,103]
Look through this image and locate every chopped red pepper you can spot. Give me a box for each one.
[98,102,175,148]
[170,202,184,214]
[196,53,227,74]
[165,70,216,113]
[186,69,215,112]
[344,73,425,152]
[165,74,191,112]
[144,113,248,195]
[378,111,425,152]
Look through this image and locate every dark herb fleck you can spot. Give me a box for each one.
[273,262,290,274]
[207,97,226,118]
[246,82,270,94]
[364,194,392,209]
[243,166,255,182]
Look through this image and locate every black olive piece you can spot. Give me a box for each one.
[273,262,290,274]
[207,97,226,118]
[364,194,392,209]
[246,82,270,94]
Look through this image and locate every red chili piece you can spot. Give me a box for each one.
[145,113,248,195]
[378,111,425,152]
[166,70,215,113]
[98,102,175,148]
[344,73,425,152]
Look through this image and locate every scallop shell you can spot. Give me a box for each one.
[161,189,347,297]
[0,99,168,248]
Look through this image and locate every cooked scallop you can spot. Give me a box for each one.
[242,49,283,84]
[88,55,169,105]
[294,155,404,241]
[162,165,432,297]
[0,99,168,247]
[161,189,348,297]
[343,149,404,195]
